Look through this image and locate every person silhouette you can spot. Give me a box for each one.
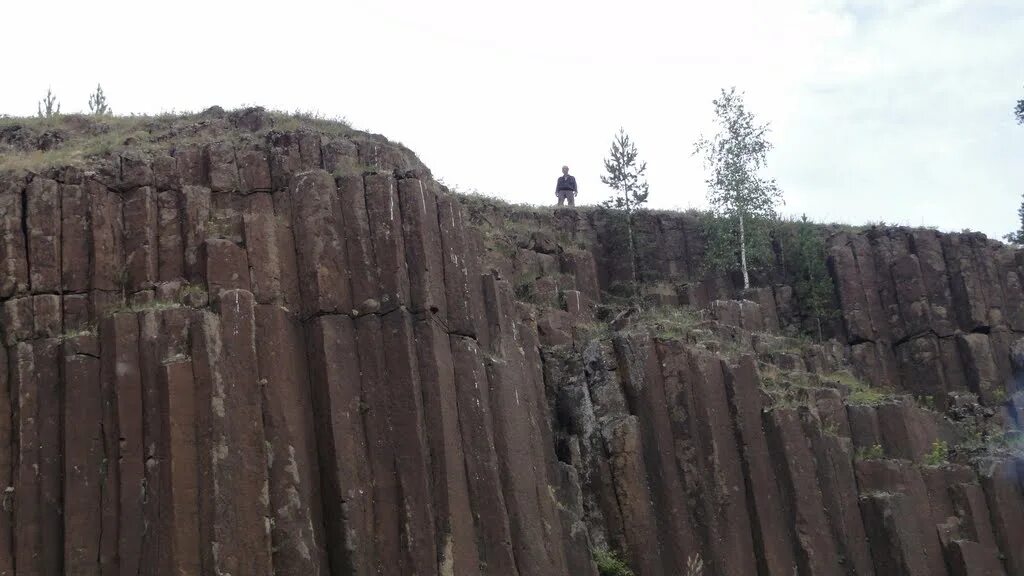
[555,165,577,207]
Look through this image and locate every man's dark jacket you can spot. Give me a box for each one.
[556,175,577,193]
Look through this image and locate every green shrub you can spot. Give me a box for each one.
[594,550,634,576]
[856,444,885,461]
[923,440,950,466]
[627,305,701,340]
[774,215,839,337]
[829,372,893,406]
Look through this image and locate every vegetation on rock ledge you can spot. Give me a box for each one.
[0,107,353,173]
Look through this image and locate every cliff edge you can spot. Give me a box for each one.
[0,108,1021,576]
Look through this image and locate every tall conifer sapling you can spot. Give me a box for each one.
[37,87,60,118]
[601,128,649,293]
[88,83,112,116]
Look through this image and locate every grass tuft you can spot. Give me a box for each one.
[855,444,886,461]
[594,550,634,576]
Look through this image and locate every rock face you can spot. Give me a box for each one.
[1,116,1023,576]
[466,202,1024,412]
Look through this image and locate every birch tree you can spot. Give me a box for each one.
[694,87,782,289]
[1004,193,1024,244]
[1009,92,1023,242]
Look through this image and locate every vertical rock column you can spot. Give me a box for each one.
[306,315,374,575]
[413,316,480,575]
[9,336,63,576]
[438,195,478,338]
[723,355,798,576]
[398,178,448,320]
[255,306,329,575]
[682,349,759,576]
[854,459,948,575]
[482,280,566,575]
[190,292,273,576]
[103,313,146,576]
[613,335,700,575]
[62,334,102,576]
[980,459,1024,575]
[86,177,124,315]
[0,343,11,576]
[858,492,932,576]
[160,357,201,576]
[26,177,61,295]
[0,176,28,298]
[364,173,410,313]
[450,335,520,575]
[353,313,404,575]
[799,408,875,576]
[289,170,351,318]
[11,343,42,574]
[381,309,439,576]
[765,407,844,576]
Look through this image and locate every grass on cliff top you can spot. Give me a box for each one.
[0,107,354,173]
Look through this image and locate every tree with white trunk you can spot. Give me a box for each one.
[694,87,783,289]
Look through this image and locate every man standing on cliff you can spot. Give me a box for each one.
[555,165,578,207]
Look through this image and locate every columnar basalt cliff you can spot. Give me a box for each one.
[463,201,1024,416]
[0,109,1021,576]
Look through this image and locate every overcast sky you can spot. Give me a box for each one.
[4,0,1022,238]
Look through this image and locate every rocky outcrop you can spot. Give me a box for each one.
[0,112,1022,575]
[0,126,597,575]
[464,200,1024,413]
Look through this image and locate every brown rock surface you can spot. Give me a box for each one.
[305,314,374,575]
[724,356,799,576]
[289,170,351,317]
[3,115,1023,576]
[980,459,1024,575]
[765,407,844,576]
[859,492,932,576]
[451,334,520,575]
[364,173,410,313]
[0,346,11,576]
[123,186,158,291]
[0,176,29,298]
[255,306,329,575]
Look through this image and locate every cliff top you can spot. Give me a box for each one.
[2,107,1011,246]
[0,106,425,176]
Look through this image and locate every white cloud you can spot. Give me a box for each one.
[3,0,1021,237]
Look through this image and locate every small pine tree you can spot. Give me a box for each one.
[601,128,649,212]
[88,83,112,116]
[694,87,783,289]
[600,128,649,294]
[1004,192,1024,244]
[1015,90,1023,124]
[37,87,60,118]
